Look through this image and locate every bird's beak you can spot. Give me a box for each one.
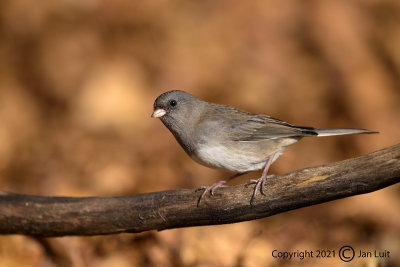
[151,108,167,118]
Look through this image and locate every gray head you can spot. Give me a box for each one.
[152,90,204,130]
[152,90,199,117]
[152,90,205,151]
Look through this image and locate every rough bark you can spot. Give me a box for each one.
[0,144,399,237]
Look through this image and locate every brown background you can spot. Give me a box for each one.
[0,0,399,266]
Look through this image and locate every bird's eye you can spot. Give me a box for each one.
[169,99,177,107]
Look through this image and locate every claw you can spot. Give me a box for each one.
[196,180,227,206]
[195,186,206,192]
[249,174,276,203]
[250,178,261,204]
[245,179,257,187]
[211,184,226,195]
[197,189,208,206]
[247,153,277,204]
[196,173,245,206]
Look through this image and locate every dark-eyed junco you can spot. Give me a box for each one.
[151,90,377,205]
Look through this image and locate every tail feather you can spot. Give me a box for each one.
[314,128,378,137]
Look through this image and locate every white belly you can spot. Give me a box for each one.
[192,143,281,173]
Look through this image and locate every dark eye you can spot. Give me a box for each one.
[169,99,177,106]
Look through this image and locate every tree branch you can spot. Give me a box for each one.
[1,144,399,237]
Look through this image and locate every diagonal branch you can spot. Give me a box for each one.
[0,144,399,237]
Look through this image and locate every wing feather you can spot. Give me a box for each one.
[198,104,318,142]
[232,114,317,141]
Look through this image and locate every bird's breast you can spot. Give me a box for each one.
[191,141,272,173]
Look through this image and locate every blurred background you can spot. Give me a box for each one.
[0,0,399,266]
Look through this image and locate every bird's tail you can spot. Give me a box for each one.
[314,128,378,137]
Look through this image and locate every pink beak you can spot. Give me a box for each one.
[151,108,167,118]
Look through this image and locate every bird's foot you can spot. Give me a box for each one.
[196,180,228,206]
[245,174,275,204]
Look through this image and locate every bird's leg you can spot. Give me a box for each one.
[196,173,246,206]
[246,152,277,203]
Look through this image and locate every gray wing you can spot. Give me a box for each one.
[199,104,318,141]
[231,114,318,141]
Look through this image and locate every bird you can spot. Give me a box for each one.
[151,90,377,205]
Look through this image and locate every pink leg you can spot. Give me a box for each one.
[246,152,277,203]
[197,173,246,206]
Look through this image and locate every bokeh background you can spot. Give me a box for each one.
[0,0,399,266]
